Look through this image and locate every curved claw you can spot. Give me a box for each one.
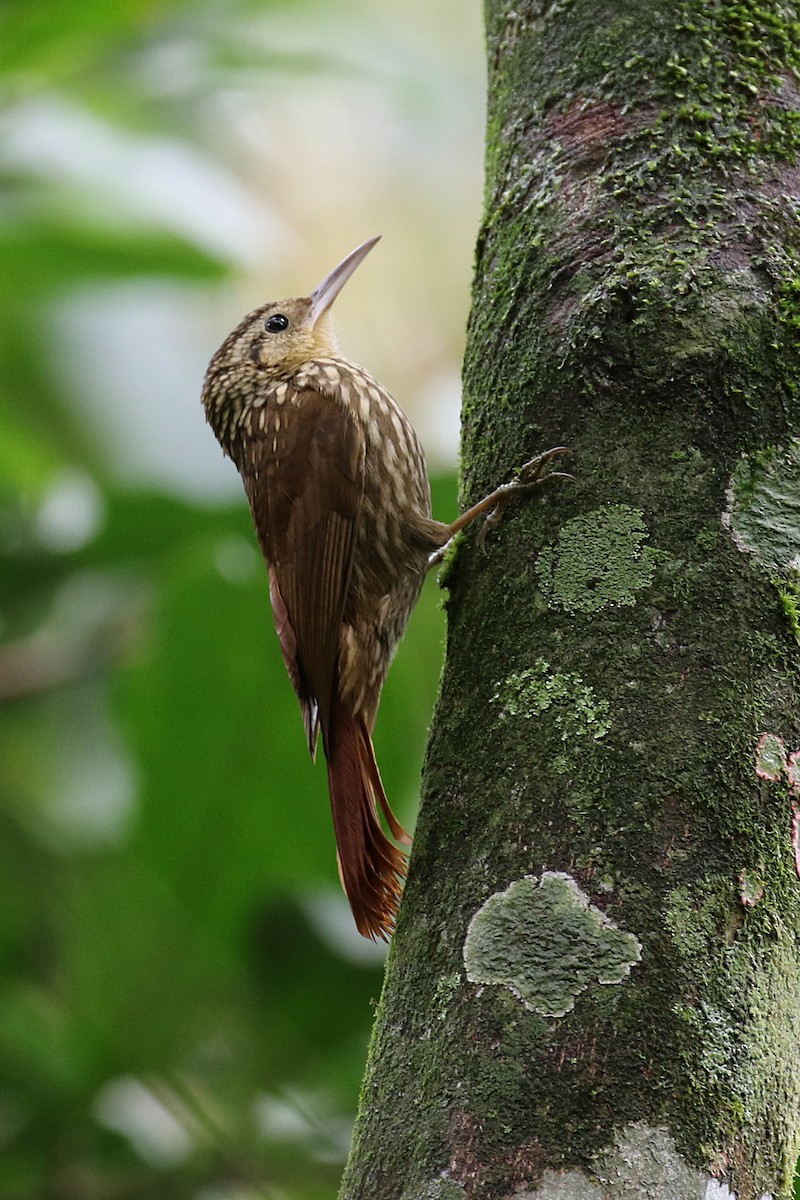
[516,446,572,485]
[432,445,574,567]
[475,448,573,551]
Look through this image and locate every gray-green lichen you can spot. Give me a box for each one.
[738,866,766,908]
[724,444,800,641]
[724,441,800,573]
[516,1123,772,1200]
[493,659,612,746]
[463,873,641,1018]
[537,506,662,614]
[755,732,788,781]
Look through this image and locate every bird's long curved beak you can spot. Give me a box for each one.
[308,236,381,326]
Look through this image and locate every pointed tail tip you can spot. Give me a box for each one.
[348,848,407,942]
[335,848,404,941]
[328,702,411,941]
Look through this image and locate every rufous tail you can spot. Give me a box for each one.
[326,693,410,940]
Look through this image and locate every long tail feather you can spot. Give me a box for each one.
[326,694,409,940]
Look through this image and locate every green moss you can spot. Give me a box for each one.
[695,528,718,551]
[743,934,800,1193]
[464,1,800,470]
[664,879,743,962]
[537,506,663,614]
[463,873,642,1018]
[433,972,461,1020]
[775,580,800,645]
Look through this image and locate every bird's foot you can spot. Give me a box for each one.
[427,446,572,569]
[475,446,572,550]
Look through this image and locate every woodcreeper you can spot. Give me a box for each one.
[202,237,566,939]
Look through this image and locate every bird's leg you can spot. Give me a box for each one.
[427,446,572,569]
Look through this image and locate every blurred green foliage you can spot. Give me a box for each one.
[0,1,454,1195]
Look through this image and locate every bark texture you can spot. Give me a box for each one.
[340,3,800,1198]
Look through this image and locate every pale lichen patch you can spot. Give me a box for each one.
[463,873,641,1018]
[598,1125,724,1200]
[513,1124,771,1200]
[724,441,800,573]
[724,443,800,641]
[537,505,661,614]
[738,866,765,907]
[787,751,800,792]
[755,732,788,780]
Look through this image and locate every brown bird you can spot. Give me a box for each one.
[201,237,566,940]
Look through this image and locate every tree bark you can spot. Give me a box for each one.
[340,3,800,1198]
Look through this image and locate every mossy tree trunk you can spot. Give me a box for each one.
[340,3,800,1198]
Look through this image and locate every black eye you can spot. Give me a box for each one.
[265,313,289,333]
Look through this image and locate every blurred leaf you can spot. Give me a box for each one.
[0,0,189,82]
[0,220,225,299]
[0,474,453,1194]
[0,410,64,495]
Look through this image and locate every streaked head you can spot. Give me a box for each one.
[218,236,381,374]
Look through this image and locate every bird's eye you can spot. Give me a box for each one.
[265,313,289,333]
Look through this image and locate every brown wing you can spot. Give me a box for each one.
[244,387,365,757]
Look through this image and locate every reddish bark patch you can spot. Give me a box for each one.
[545,1029,607,1080]
[446,1110,488,1198]
[542,99,653,181]
[448,1109,546,1199]
[787,749,800,793]
[535,100,658,335]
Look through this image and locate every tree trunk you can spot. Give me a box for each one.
[340,3,800,1198]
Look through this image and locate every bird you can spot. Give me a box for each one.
[201,236,567,940]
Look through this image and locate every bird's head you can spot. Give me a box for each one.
[217,236,381,375]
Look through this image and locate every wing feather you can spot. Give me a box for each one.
[244,386,364,754]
